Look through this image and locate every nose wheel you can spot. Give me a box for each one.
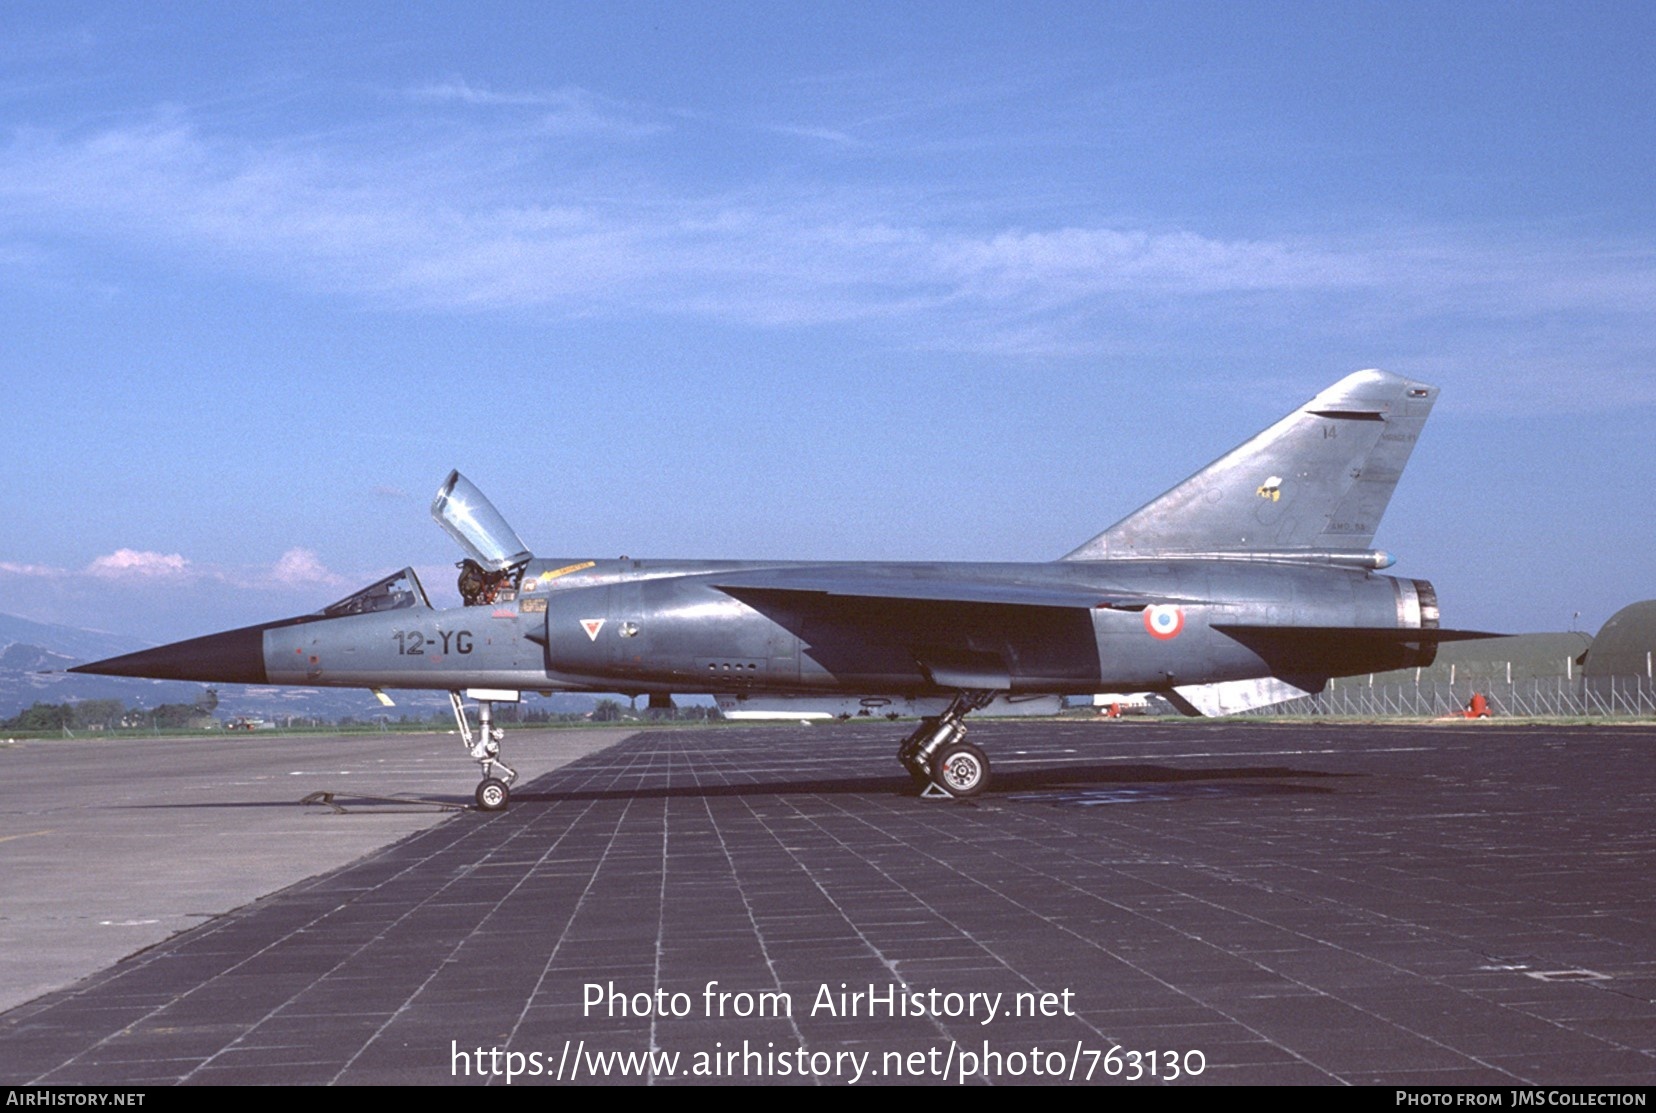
[476,777,510,811]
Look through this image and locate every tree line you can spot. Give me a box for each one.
[4,691,722,732]
[3,693,217,732]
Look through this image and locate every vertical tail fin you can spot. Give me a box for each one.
[1063,369,1437,561]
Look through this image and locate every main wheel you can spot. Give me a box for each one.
[475,777,510,811]
[930,741,990,798]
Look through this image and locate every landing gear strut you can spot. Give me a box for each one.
[451,690,519,810]
[896,690,996,798]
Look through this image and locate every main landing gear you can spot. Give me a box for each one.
[450,690,519,811]
[896,690,996,799]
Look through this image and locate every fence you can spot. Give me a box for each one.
[1240,675,1656,718]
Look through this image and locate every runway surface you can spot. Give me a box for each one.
[2,720,1652,1086]
[0,728,634,1014]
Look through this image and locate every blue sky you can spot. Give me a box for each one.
[2,1,1652,644]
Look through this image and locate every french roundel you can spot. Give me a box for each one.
[1143,604,1185,640]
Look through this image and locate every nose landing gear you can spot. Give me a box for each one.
[450,689,519,810]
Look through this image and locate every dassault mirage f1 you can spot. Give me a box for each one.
[74,369,1488,809]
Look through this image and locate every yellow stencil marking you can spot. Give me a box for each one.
[538,560,597,583]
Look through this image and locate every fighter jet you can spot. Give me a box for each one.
[74,369,1487,809]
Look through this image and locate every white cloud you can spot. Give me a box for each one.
[0,560,64,577]
[407,79,552,107]
[924,226,1377,304]
[5,548,349,591]
[85,549,190,579]
[268,548,345,588]
[0,550,360,643]
[404,80,664,137]
[766,123,858,145]
[0,112,1651,366]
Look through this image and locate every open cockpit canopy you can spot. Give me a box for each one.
[431,470,532,571]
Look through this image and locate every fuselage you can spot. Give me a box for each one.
[243,555,1437,699]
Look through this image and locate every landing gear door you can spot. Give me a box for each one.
[431,471,533,570]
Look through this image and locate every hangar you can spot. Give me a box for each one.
[1581,599,1656,712]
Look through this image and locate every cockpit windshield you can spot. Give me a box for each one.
[322,567,430,617]
[431,470,532,571]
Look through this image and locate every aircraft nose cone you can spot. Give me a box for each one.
[70,625,270,685]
